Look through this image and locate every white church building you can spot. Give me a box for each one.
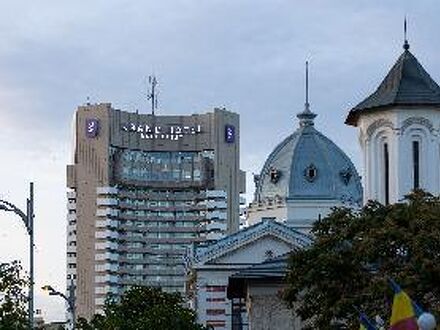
[187,35,440,330]
[346,38,440,204]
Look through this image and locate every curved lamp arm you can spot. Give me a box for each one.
[42,285,75,312]
[0,199,30,233]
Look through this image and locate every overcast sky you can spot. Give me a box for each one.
[0,0,439,322]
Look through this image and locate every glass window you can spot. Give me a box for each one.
[116,150,213,183]
[412,140,420,189]
[384,143,390,205]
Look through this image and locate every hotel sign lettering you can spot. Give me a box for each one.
[225,125,235,143]
[86,119,99,138]
[121,122,202,141]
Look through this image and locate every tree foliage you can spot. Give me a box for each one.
[77,286,208,330]
[284,191,440,329]
[0,260,28,329]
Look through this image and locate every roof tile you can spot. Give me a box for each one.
[346,49,440,126]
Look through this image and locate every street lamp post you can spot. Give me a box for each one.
[0,182,34,329]
[42,279,76,330]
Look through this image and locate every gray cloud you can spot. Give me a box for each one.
[0,0,439,320]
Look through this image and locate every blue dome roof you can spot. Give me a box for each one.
[255,111,363,205]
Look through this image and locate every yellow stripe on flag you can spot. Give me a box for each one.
[390,290,416,325]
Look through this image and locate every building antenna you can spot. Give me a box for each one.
[403,16,410,50]
[305,61,310,112]
[147,75,159,115]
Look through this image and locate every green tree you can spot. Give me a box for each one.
[77,286,208,330]
[284,191,440,329]
[0,260,28,329]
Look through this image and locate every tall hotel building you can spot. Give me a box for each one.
[66,103,245,319]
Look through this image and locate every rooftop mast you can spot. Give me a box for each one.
[147,75,159,115]
[297,61,317,127]
[305,61,310,111]
[404,17,410,50]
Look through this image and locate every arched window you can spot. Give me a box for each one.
[384,142,390,205]
[412,140,420,190]
[408,131,425,191]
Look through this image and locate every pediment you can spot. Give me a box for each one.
[192,220,311,266]
[210,234,296,265]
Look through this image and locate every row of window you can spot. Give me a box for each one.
[124,231,197,241]
[119,187,202,196]
[120,209,200,217]
[120,151,200,164]
[116,150,211,182]
[121,274,185,283]
[125,244,191,257]
[122,222,179,230]
[122,220,199,228]
[123,264,184,271]
[120,199,196,207]
[94,254,184,265]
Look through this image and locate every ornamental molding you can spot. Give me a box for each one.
[339,168,352,186]
[365,118,395,138]
[269,167,281,184]
[192,221,311,265]
[400,116,434,135]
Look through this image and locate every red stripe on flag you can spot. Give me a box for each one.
[390,317,418,330]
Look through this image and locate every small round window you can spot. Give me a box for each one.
[305,164,317,182]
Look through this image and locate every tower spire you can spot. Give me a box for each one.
[403,17,410,51]
[305,60,310,111]
[297,61,317,127]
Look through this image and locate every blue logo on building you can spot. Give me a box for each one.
[225,125,235,143]
[86,119,99,138]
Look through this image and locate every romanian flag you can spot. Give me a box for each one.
[359,312,377,330]
[389,280,419,330]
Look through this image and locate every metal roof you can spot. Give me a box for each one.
[346,47,440,126]
[230,254,289,280]
[255,119,363,205]
[227,254,290,299]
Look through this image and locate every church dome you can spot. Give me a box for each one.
[255,108,363,206]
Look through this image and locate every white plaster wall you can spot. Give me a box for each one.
[195,269,237,329]
[246,204,287,227]
[214,236,294,264]
[193,234,299,329]
[247,199,348,233]
[286,199,345,230]
[358,107,440,204]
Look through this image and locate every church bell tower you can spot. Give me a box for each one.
[346,26,440,204]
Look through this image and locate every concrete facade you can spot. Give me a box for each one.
[226,255,304,330]
[66,103,245,319]
[245,283,301,330]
